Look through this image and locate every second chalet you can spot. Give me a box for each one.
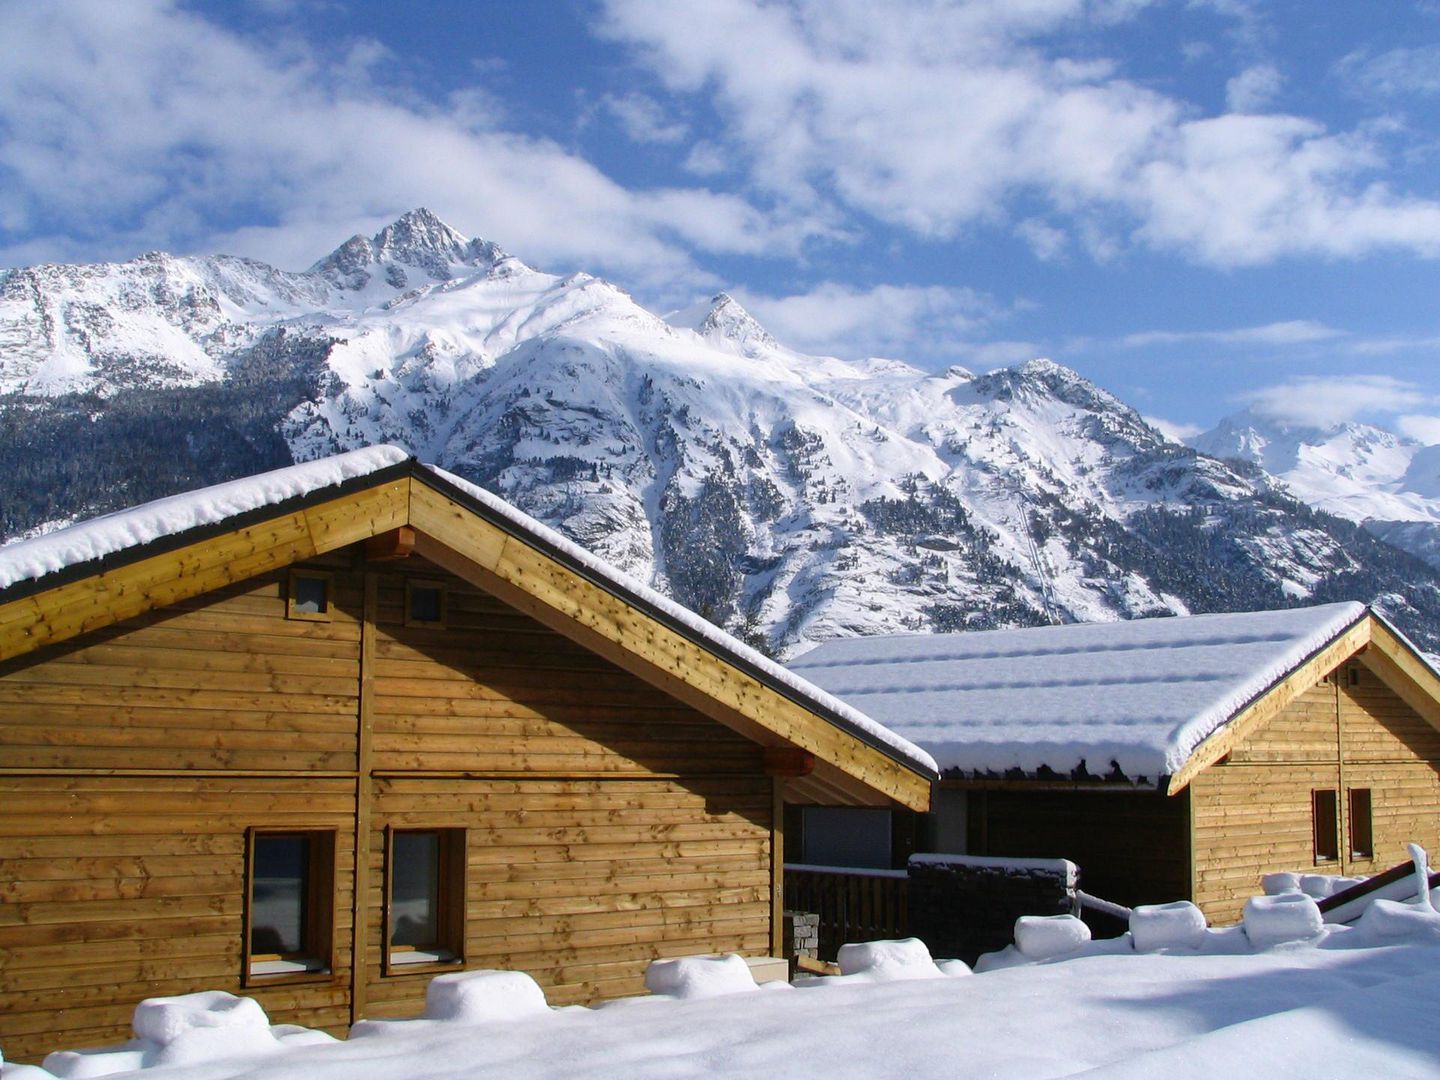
[789,604,1440,923]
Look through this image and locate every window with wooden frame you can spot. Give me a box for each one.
[1349,788,1374,859]
[1312,789,1340,863]
[244,830,336,981]
[287,570,333,621]
[404,579,447,629]
[384,827,465,971]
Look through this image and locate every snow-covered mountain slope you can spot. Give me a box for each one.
[1191,410,1440,570]
[5,210,1440,655]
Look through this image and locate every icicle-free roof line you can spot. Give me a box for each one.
[789,601,1371,782]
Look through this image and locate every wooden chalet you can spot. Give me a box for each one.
[0,446,935,1061]
[789,604,1440,925]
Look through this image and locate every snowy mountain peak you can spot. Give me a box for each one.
[310,208,507,291]
[696,293,778,357]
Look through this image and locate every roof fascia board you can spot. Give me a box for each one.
[1359,615,1440,734]
[0,476,411,664]
[1164,611,1372,795]
[410,467,937,791]
[406,485,932,811]
[0,459,417,608]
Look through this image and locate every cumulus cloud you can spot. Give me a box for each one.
[1121,320,1346,348]
[1226,64,1283,112]
[1242,374,1431,428]
[733,282,1004,361]
[600,0,1440,266]
[0,0,804,291]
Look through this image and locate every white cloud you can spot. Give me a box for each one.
[602,92,688,144]
[1225,64,1282,112]
[600,0,1440,266]
[1396,414,1440,445]
[1016,218,1068,261]
[733,282,1003,360]
[1337,46,1440,99]
[0,0,805,292]
[1121,320,1346,348]
[1144,415,1207,442]
[1242,374,1430,428]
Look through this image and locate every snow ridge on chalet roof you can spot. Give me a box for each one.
[0,446,937,777]
[788,603,1369,783]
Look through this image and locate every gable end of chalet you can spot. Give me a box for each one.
[0,457,934,811]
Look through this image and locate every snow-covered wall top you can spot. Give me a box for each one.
[0,444,937,778]
[788,602,1369,782]
[0,445,410,590]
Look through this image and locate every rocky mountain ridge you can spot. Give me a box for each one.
[4,210,1439,656]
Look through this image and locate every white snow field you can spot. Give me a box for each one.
[7,902,1440,1080]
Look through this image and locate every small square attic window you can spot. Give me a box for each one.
[405,580,446,628]
[288,571,332,621]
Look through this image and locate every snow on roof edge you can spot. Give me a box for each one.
[1162,602,1367,775]
[422,464,938,777]
[0,445,411,592]
[0,446,937,780]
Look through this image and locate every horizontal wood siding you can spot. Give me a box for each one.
[1226,684,1338,764]
[370,561,764,778]
[0,562,361,773]
[361,776,772,1018]
[967,788,1189,909]
[1192,661,1440,923]
[1190,764,1340,923]
[0,775,355,1060]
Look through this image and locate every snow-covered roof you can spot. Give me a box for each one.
[788,603,1370,782]
[0,445,411,590]
[0,446,936,779]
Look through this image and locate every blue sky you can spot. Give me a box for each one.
[2,1,1440,439]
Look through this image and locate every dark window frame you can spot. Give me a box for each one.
[1348,787,1374,860]
[243,828,337,986]
[1312,789,1340,864]
[403,579,448,629]
[383,826,466,975]
[287,570,334,622]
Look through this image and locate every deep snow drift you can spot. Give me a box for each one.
[7,892,1440,1080]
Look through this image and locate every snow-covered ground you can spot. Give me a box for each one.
[8,893,1440,1080]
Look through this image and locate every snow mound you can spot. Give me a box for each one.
[1015,915,1092,960]
[837,938,948,981]
[423,970,551,1022]
[1264,871,1365,898]
[132,991,269,1046]
[644,954,759,999]
[1356,898,1440,943]
[1129,901,1207,952]
[41,992,303,1077]
[1243,893,1324,948]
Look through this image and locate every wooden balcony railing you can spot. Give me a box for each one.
[784,863,909,961]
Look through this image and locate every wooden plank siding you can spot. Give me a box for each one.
[1190,662,1440,924]
[0,775,356,1056]
[0,544,780,1061]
